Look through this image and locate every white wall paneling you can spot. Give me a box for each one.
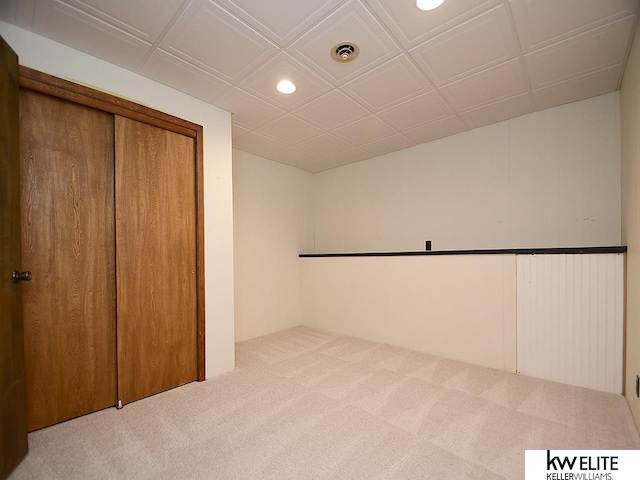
[313,92,621,253]
[233,150,314,342]
[516,254,625,394]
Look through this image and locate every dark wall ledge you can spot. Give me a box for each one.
[299,246,627,258]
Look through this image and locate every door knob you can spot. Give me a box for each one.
[12,271,32,283]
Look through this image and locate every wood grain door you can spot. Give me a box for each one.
[0,35,28,479]
[115,116,197,405]
[19,89,117,431]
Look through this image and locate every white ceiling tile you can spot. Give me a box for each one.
[139,49,232,103]
[32,0,152,70]
[232,123,251,139]
[364,0,502,49]
[289,0,401,85]
[509,0,638,54]
[293,90,369,130]
[216,0,343,46]
[331,115,398,145]
[160,0,278,84]
[460,93,533,129]
[297,133,354,157]
[377,90,455,131]
[439,58,529,112]
[256,114,324,145]
[361,133,414,156]
[342,55,432,112]
[266,147,318,167]
[234,131,287,156]
[3,0,637,172]
[300,149,371,173]
[60,0,185,43]
[215,88,285,129]
[0,0,36,28]
[409,4,519,86]
[238,52,333,111]
[532,64,623,111]
[524,16,635,89]
[403,115,467,144]
[303,148,372,172]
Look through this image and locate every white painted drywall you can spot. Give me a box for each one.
[621,24,640,430]
[313,93,621,253]
[301,255,517,372]
[233,150,314,341]
[0,21,235,378]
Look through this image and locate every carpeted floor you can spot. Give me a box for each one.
[10,326,640,479]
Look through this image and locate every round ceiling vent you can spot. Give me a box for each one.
[331,42,360,63]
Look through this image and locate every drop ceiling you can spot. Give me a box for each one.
[1,0,638,173]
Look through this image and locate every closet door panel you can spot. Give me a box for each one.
[115,116,197,404]
[19,89,117,431]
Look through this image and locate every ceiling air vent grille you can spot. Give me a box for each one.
[331,42,359,63]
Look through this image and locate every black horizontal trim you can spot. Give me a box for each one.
[299,246,627,258]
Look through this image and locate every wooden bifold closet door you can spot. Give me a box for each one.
[17,69,203,432]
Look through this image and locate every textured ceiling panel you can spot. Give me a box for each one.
[289,0,401,85]
[2,0,637,172]
[217,0,343,46]
[160,0,278,84]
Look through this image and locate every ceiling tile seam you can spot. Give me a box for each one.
[363,0,505,52]
[254,125,337,150]
[295,132,357,156]
[226,0,352,49]
[360,0,411,48]
[502,0,536,116]
[224,1,356,92]
[518,5,640,55]
[359,0,408,54]
[353,1,448,95]
[360,131,414,152]
[526,56,629,93]
[60,0,153,40]
[134,0,195,72]
[136,47,235,102]
[245,119,338,150]
[330,119,402,145]
[160,0,282,86]
[215,0,376,89]
[283,1,405,88]
[529,63,624,104]
[17,0,36,30]
[522,13,638,58]
[232,110,288,134]
[41,0,154,49]
[235,53,336,112]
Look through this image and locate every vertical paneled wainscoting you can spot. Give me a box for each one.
[516,254,625,394]
[301,248,626,394]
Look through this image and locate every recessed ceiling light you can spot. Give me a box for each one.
[276,79,296,94]
[416,0,445,11]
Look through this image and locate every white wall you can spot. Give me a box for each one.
[301,255,517,372]
[313,93,621,253]
[233,150,314,341]
[0,22,235,378]
[621,25,640,430]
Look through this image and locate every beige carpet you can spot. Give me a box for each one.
[10,326,640,479]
